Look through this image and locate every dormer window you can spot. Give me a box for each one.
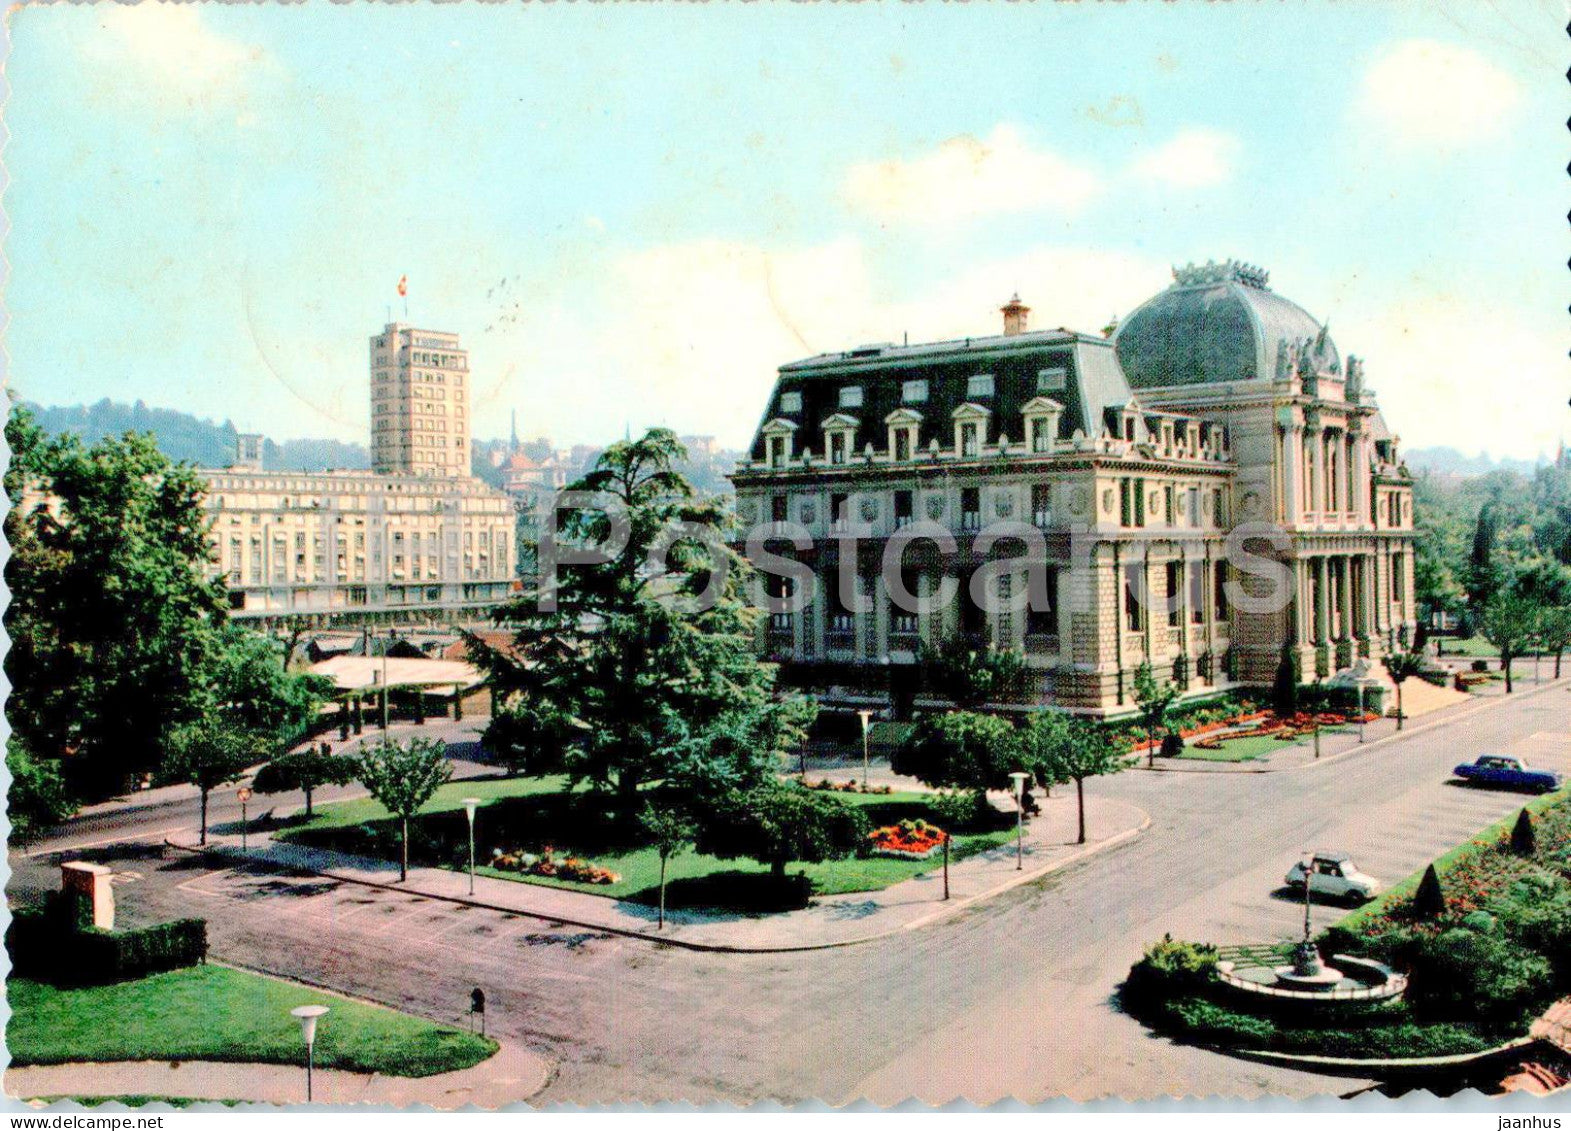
[902,380,928,404]
[1037,367,1067,394]
[821,413,859,466]
[760,418,798,469]
[839,385,864,409]
[952,403,991,459]
[779,391,803,414]
[967,373,995,399]
[1021,397,1063,455]
[1124,415,1137,442]
[884,408,922,463]
[1160,422,1174,452]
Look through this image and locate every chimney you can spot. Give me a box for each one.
[1001,293,1029,337]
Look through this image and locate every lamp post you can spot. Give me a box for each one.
[291,1004,329,1102]
[237,787,252,854]
[461,797,481,896]
[1009,771,1028,871]
[1299,850,1314,942]
[856,709,874,790]
[1357,683,1366,744]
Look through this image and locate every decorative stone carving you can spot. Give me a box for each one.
[1098,488,1112,515]
[1240,490,1262,518]
[737,500,757,523]
[860,497,879,522]
[799,502,816,525]
[925,495,945,520]
[994,493,1013,518]
[1072,486,1091,516]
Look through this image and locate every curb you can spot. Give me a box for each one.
[1217,1035,1540,1079]
[163,807,1151,955]
[1135,676,1569,777]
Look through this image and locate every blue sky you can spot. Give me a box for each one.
[6,1,1567,457]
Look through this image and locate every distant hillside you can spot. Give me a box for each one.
[1404,446,1548,478]
[23,399,370,472]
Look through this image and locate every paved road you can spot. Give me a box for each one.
[10,682,1570,1104]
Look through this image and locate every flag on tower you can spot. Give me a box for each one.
[397,275,408,297]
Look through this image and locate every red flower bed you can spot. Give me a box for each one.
[868,820,948,858]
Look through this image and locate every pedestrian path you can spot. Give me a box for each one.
[165,792,1150,952]
[6,1040,549,1108]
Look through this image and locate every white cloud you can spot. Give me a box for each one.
[1343,295,1569,458]
[842,124,1101,227]
[478,240,1170,447]
[1130,128,1241,189]
[1360,40,1520,147]
[78,5,279,114]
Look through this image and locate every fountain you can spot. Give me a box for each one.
[1273,940,1345,991]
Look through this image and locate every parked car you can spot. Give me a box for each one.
[1452,754,1563,794]
[1284,852,1382,904]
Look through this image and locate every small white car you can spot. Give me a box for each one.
[1284,852,1383,904]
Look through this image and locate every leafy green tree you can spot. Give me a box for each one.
[639,804,695,929]
[5,408,228,796]
[5,739,74,843]
[251,748,360,817]
[1131,661,1178,768]
[357,737,453,881]
[209,624,332,746]
[892,710,1020,819]
[1509,808,1535,857]
[1382,648,1425,730]
[1537,605,1571,680]
[693,782,869,884]
[1482,590,1539,693]
[469,429,789,816]
[163,719,268,846]
[919,640,1027,709]
[483,696,579,777]
[1413,863,1446,920]
[1024,713,1134,844]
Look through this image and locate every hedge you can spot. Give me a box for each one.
[7,899,208,987]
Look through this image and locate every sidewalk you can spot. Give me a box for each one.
[6,1040,550,1108]
[166,791,1150,953]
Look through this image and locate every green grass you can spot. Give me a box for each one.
[280,776,1017,908]
[1176,726,1351,763]
[1436,636,1500,658]
[7,965,496,1077]
[1335,784,1571,932]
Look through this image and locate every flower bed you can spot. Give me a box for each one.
[868,819,948,859]
[809,778,895,795]
[489,845,621,885]
[1131,710,1273,754]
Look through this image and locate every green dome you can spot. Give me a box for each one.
[1114,260,1338,388]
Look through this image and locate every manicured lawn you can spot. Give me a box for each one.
[1436,636,1499,658]
[1176,727,1351,763]
[279,775,1017,908]
[7,964,496,1077]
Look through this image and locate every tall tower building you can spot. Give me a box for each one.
[368,323,471,476]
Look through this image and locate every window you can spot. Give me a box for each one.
[1124,416,1137,442]
[1164,485,1176,525]
[891,567,921,635]
[1030,416,1051,453]
[1026,568,1058,636]
[831,492,849,531]
[828,575,855,634]
[1166,561,1182,627]
[1214,487,1227,526]
[1032,484,1052,527]
[768,435,786,468]
[1187,487,1200,526]
[902,380,928,404]
[967,373,995,398]
[830,432,847,465]
[771,495,789,524]
[1214,560,1230,620]
[779,391,802,413]
[1120,479,1134,528]
[894,428,911,462]
[1393,553,1406,602]
[839,385,864,409]
[1124,564,1145,632]
[1189,563,1205,623]
[960,488,981,532]
[960,422,979,457]
[1037,367,1067,394]
[894,490,914,529]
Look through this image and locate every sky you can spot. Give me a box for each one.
[6,1,1568,458]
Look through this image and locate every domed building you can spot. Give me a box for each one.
[730,259,1416,712]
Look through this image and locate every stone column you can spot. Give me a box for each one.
[1282,425,1301,524]
[1339,557,1354,640]
[1313,558,1328,644]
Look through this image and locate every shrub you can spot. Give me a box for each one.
[1123,935,1218,1011]
[1274,1022,1491,1059]
[7,908,207,987]
[1472,659,1490,673]
[1162,996,1274,1047]
[1401,927,1553,1026]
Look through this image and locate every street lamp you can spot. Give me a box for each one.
[1299,850,1315,943]
[290,1004,329,1102]
[1356,683,1366,744]
[856,709,875,790]
[1009,771,1028,871]
[461,797,482,896]
[237,787,252,854]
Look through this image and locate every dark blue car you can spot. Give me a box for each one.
[1453,754,1563,794]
